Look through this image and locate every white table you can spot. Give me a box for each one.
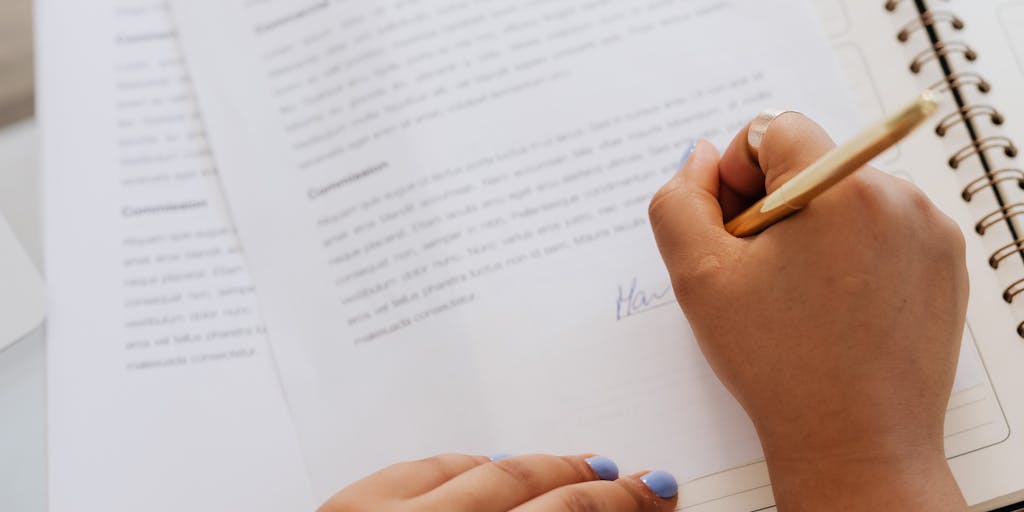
[0,118,47,512]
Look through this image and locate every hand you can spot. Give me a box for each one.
[649,114,969,511]
[318,453,678,512]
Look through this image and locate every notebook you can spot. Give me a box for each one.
[163,0,1023,510]
[677,1,1024,509]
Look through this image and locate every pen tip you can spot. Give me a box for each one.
[921,89,941,113]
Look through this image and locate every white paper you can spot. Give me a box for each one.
[170,0,867,498]
[37,1,313,510]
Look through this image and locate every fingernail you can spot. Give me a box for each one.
[489,453,510,462]
[585,455,619,481]
[641,470,678,499]
[679,139,698,167]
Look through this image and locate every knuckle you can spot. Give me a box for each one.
[489,455,592,495]
[842,171,932,221]
[887,179,966,251]
[668,244,742,304]
[422,453,478,479]
[491,457,543,488]
[558,487,605,512]
[560,456,596,482]
[934,211,968,256]
[670,253,718,293]
[647,184,682,228]
[899,180,935,213]
[839,173,886,208]
[616,478,664,511]
[930,206,962,236]
[760,113,835,171]
[885,180,968,263]
[949,219,968,253]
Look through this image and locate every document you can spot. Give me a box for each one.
[170,0,869,499]
[38,1,312,510]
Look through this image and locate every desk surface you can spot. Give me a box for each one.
[0,0,34,127]
[0,119,46,512]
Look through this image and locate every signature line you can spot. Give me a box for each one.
[618,299,678,320]
[616,277,677,321]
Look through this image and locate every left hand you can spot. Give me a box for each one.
[317,453,678,511]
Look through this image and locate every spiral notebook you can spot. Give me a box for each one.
[676,1,1024,510]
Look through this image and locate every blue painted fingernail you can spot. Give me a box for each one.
[585,456,619,481]
[489,453,510,462]
[679,139,698,166]
[641,470,678,499]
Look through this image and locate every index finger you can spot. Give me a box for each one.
[323,453,490,503]
[511,471,678,512]
[411,454,606,512]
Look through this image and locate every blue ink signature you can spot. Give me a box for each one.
[616,278,675,321]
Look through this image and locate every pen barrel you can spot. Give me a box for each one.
[725,197,801,237]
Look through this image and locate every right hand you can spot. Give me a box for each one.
[649,113,969,510]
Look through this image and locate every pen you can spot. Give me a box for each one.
[725,90,941,237]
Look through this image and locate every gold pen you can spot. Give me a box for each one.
[725,90,941,237]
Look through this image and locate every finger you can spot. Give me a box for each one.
[510,471,678,512]
[330,453,490,501]
[411,454,610,512]
[717,112,837,219]
[718,124,765,220]
[649,139,739,276]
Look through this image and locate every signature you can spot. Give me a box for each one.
[616,277,675,321]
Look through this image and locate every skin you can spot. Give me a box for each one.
[320,113,970,511]
[319,454,676,512]
[649,114,969,511]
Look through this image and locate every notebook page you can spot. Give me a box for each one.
[935,0,1024,328]
[925,0,1024,507]
[917,1,1024,349]
[171,0,865,500]
[37,1,313,510]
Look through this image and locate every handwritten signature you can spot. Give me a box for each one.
[616,278,675,321]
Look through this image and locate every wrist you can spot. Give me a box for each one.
[763,445,967,511]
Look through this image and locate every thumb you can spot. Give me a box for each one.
[649,140,737,276]
[716,112,838,220]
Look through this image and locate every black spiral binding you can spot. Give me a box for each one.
[909,41,977,74]
[892,0,1024,337]
[948,137,1018,169]
[963,169,1024,201]
[929,72,991,94]
[898,11,964,42]
[936,105,1003,136]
